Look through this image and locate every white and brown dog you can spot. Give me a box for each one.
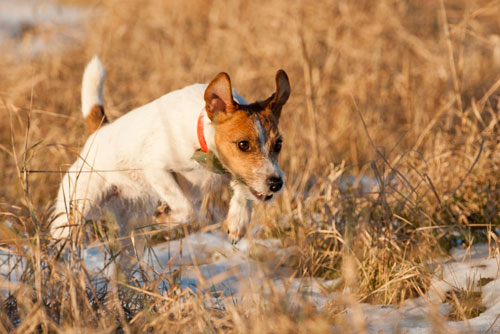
[51,56,290,244]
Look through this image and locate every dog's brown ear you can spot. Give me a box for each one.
[204,72,235,120]
[265,70,290,120]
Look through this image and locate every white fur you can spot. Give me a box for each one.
[51,59,270,243]
[81,55,106,116]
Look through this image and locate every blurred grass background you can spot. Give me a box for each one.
[1,0,500,332]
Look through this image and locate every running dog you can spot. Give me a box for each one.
[51,56,290,244]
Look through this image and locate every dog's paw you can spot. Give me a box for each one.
[152,204,171,224]
[225,195,252,244]
[153,203,196,228]
[227,225,247,244]
[225,210,250,244]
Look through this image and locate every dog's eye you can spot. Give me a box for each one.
[274,139,282,153]
[238,140,251,152]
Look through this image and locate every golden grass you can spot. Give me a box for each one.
[446,288,486,321]
[1,0,500,332]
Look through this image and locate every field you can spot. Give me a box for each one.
[1,0,500,333]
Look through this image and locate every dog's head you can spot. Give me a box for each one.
[204,70,290,202]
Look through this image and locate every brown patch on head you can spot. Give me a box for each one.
[85,104,108,134]
[204,69,290,123]
[214,111,268,180]
[204,70,290,196]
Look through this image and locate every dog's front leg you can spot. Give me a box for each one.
[145,170,196,226]
[226,180,253,243]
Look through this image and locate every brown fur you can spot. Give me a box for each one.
[85,104,108,133]
[203,70,289,191]
[215,110,277,183]
[214,109,281,185]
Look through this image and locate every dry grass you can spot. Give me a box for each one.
[1,0,500,332]
[446,288,486,321]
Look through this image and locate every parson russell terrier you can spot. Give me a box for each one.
[51,56,290,244]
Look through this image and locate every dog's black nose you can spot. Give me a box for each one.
[268,176,283,193]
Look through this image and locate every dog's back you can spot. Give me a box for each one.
[50,56,290,244]
[50,59,219,240]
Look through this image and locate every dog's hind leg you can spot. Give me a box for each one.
[50,169,105,240]
[144,170,197,227]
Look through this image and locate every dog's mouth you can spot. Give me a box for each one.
[249,187,273,202]
[231,174,274,202]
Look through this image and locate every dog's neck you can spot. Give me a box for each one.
[197,108,210,153]
[193,107,227,174]
[197,107,217,154]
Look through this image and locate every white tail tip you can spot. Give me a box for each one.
[81,55,106,119]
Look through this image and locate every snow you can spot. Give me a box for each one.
[359,244,500,333]
[0,0,88,56]
[1,229,500,332]
[84,234,500,333]
[0,248,24,286]
[77,232,500,333]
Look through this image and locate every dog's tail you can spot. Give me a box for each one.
[82,55,108,133]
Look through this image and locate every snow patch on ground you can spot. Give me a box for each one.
[0,248,25,286]
[361,244,500,333]
[0,0,88,57]
[1,231,500,333]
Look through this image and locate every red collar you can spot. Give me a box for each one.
[197,108,210,153]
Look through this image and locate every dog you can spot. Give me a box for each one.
[51,56,290,245]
